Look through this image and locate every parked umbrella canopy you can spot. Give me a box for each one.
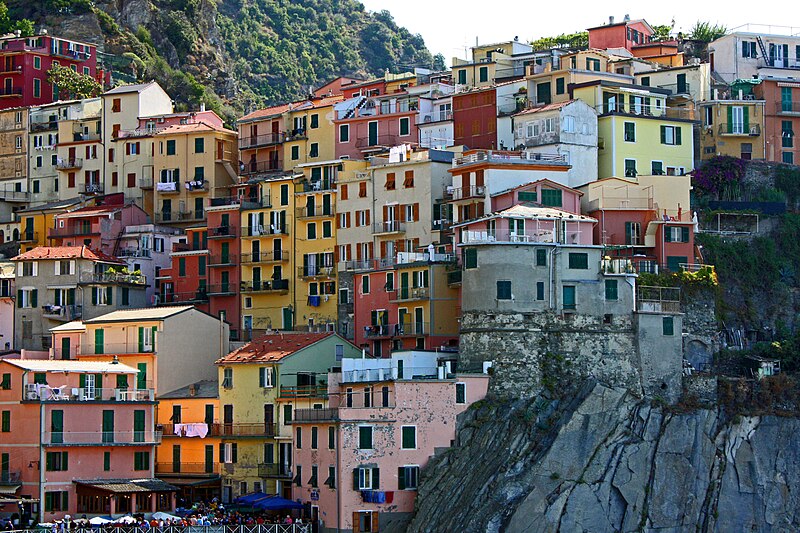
[252,496,304,511]
[234,491,271,505]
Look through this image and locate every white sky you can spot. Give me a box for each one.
[358,0,799,64]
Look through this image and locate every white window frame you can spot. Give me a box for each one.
[357,211,367,227]
[399,117,410,137]
[562,115,575,133]
[358,425,373,450]
[19,287,35,308]
[223,442,234,463]
[404,204,414,222]
[543,117,555,134]
[339,245,350,262]
[357,467,373,490]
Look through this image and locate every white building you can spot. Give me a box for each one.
[709,29,800,83]
[115,224,186,304]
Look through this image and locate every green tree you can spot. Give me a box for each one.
[46,65,102,100]
[432,53,447,72]
[0,1,34,36]
[689,21,727,43]
[530,31,588,51]
[651,24,673,42]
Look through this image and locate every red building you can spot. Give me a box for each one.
[587,17,655,52]
[452,86,497,149]
[206,204,241,339]
[0,34,99,109]
[156,227,210,313]
[755,78,800,165]
[49,202,148,256]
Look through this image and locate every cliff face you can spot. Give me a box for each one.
[405,383,800,533]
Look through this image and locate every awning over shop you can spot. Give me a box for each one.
[74,479,178,493]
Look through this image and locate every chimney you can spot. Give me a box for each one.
[200,103,206,112]
[189,384,197,396]
[609,16,615,25]
[623,14,630,22]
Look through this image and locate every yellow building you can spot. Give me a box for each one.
[54,99,103,200]
[0,106,27,201]
[282,96,343,169]
[239,175,296,336]
[698,97,766,161]
[573,80,696,178]
[15,196,92,251]
[156,380,222,502]
[292,161,340,331]
[215,332,361,501]
[152,121,238,226]
[452,41,533,88]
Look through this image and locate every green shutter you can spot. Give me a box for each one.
[727,106,733,133]
[398,467,406,490]
[1,411,9,432]
[372,467,380,489]
[67,288,75,305]
[605,279,618,300]
[663,316,674,336]
[743,107,750,130]
[134,410,145,443]
[62,451,68,471]
[138,327,144,352]
[91,288,97,306]
[104,452,110,471]
[137,363,147,389]
[94,329,104,354]
[464,248,477,269]
[16,289,21,308]
[79,374,86,388]
[95,373,102,391]
[664,227,673,243]
[660,125,667,144]
[675,126,682,145]
[51,410,63,444]
[353,469,360,490]
[681,227,690,242]
[152,326,157,351]
[31,289,37,308]
[106,286,113,305]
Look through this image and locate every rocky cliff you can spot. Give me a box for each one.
[404,382,800,533]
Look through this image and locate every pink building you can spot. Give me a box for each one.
[291,352,489,532]
[0,357,175,523]
[48,202,149,256]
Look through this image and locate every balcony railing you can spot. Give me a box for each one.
[297,179,336,193]
[296,205,335,218]
[241,251,289,264]
[31,120,58,132]
[155,462,220,475]
[777,102,800,114]
[48,225,100,238]
[0,87,22,97]
[594,103,697,121]
[155,210,205,223]
[155,289,209,305]
[0,471,21,485]
[208,226,238,239]
[81,183,104,194]
[717,123,761,136]
[41,304,82,321]
[363,322,428,338]
[56,158,82,170]
[208,255,237,267]
[242,225,288,237]
[240,159,284,175]
[240,279,290,293]
[371,221,406,234]
[18,231,38,242]
[24,384,154,402]
[461,228,564,245]
[239,132,284,149]
[278,385,328,399]
[43,429,162,445]
[160,423,221,437]
[117,248,152,258]
[79,342,155,355]
[637,285,681,314]
[116,126,167,139]
[453,150,567,167]
[218,423,278,437]
[292,408,338,423]
[258,463,293,478]
[80,271,147,285]
[298,265,336,278]
[452,185,486,200]
[206,284,236,296]
[657,82,692,95]
[0,189,30,202]
[392,287,430,301]
[71,132,100,142]
[356,134,398,149]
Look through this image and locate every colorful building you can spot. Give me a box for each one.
[708,30,800,84]
[283,96,343,168]
[586,16,656,53]
[0,357,173,522]
[755,77,800,164]
[214,332,361,502]
[698,89,766,161]
[156,226,208,308]
[15,197,90,252]
[49,202,149,256]
[0,106,27,200]
[451,40,533,89]
[205,203,242,339]
[53,98,103,199]
[0,34,99,110]
[115,224,185,305]
[291,352,489,532]
[0,261,13,349]
[155,380,222,503]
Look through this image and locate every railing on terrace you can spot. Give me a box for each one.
[117,248,152,258]
[241,225,288,237]
[208,226,238,239]
[295,205,335,218]
[296,178,336,193]
[240,160,284,175]
[278,384,328,399]
[18,231,38,242]
[656,82,692,95]
[453,150,567,167]
[48,225,100,238]
[0,87,22,97]
[593,103,697,121]
[0,189,30,202]
[461,228,561,244]
[451,185,486,200]
[585,195,654,211]
[637,285,681,314]
[292,408,339,423]
[42,429,162,445]
[80,183,104,194]
[218,423,278,437]
[777,101,800,114]
[155,210,205,223]
[241,251,289,264]
[116,126,168,138]
[24,384,154,402]
[71,132,100,142]
[298,265,336,278]
[41,304,82,321]
[239,132,285,149]
[155,462,220,475]
[240,279,290,293]
[371,221,406,234]
[79,271,147,285]
[356,134,398,149]
[718,123,761,135]
[601,258,636,275]
[56,157,82,170]
[30,120,58,132]
[79,342,155,355]
[362,322,429,338]
[392,287,430,301]
[0,471,21,485]
[12,527,311,533]
[258,463,293,478]
[206,284,237,296]
[160,423,221,437]
[155,290,209,305]
[759,57,800,70]
[208,255,237,267]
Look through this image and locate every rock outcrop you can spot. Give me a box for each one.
[405,382,800,532]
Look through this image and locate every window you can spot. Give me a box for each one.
[540,189,562,207]
[307,222,317,240]
[311,426,318,449]
[339,124,349,142]
[361,275,370,294]
[536,281,545,300]
[327,466,336,488]
[455,382,466,404]
[258,367,274,388]
[518,191,537,202]
[403,170,414,188]
[563,285,576,310]
[44,492,68,512]
[310,143,319,157]
[385,172,395,190]
[399,117,410,136]
[401,426,416,449]
[296,427,302,449]
[457,69,467,85]
[663,316,674,336]
[535,248,548,267]
[1,410,9,432]
[33,56,41,69]
[166,139,176,155]
[283,404,292,424]
[310,114,319,129]
[660,125,682,145]
[33,78,40,98]
[328,426,336,449]
[624,122,635,142]
[355,466,378,491]
[46,451,68,471]
[568,252,588,269]
[651,161,664,175]
[496,280,512,300]
[784,152,795,164]
[605,279,618,300]
[358,426,373,449]
[464,248,477,269]
[556,77,565,95]
[22,261,37,276]
[291,145,299,160]
[222,368,233,389]
[624,159,637,177]
[133,451,150,470]
[782,121,794,148]
[398,465,419,490]
[742,40,757,58]
[112,98,121,112]
[563,115,575,133]
[103,451,111,471]
[323,220,332,238]
[586,58,601,71]
[479,66,488,83]
[17,288,37,308]
[0,374,9,390]
[665,226,690,243]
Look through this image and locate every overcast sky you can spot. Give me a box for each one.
[359,0,798,64]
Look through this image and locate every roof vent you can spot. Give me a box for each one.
[189,384,197,396]
[111,355,119,364]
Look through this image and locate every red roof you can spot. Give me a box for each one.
[238,95,344,123]
[216,332,335,364]
[514,100,576,117]
[155,121,236,136]
[12,246,123,264]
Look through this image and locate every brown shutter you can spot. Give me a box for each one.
[352,513,360,533]
[380,241,387,258]
[347,244,352,261]
[136,142,141,153]
[397,239,405,252]
[340,184,348,200]
[334,246,339,263]
[68,172,75,188]
[398,206,406,222]
[365,209,370,225]
[336,214,341,229]
[475,170,484,186]
[346,213,351,227]
[372,511,379,532]
[367,243,373,260]
[360,182,367,197]
[412,203,419,222]
[111,172,118,186]
[356,245,362,261]
[125,143,130,155]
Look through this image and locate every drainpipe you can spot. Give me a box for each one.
[336,424,341,533]
[38,398,44,524]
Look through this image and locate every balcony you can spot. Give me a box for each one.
[80,271,147,286]
[777,102,800,115]
[208,226,238,239]
[205,284,236,297]
[298,265,336,279]
[258,463,293,478]
[0,87,22,97]
[218,423,277,437]
[79,342,155,355]
[18,231,38,243]
[363,324,393,339]
[759,57,800,70]
[356,134,398,150]
[432,219,452,231]
[139,177,154,189]
[0,189,29,202]
[41,304,82,321]
[117,248,152,258]
[391,287,430,302]
[31,120,59,132]
[155,289,209,305]
[371,221,406,235]
[81,183,104,194]
[238,132,284,149]
[240,279,289,294]
[48,225,100,238]
[636,285,681,314]
[24,384,155,402]
[461,228,563,245]
[155,182,179,193]
[453,150,568,168]
[657,82,692,95]
[446,269,462,286]
[156,462,220,475]
[717,123,761,136]
[278,385,328,399]
[208,255,237,267]
[452,185,486,201]
[296,205,335,219]
[240,159,284,176]
[341,260,374,271]
[43,429,162,446]
[594,103,697,121]
[51,48,91,61]
[56,158,82,170]
[242,225,288,237]
[71,132,100,142]
[297,178,336,193]
[241,251,289,264]
[292,408,339,423]
[155,210,205,223]
[0,471,21,486]
[394,322,429,337]
[160,423,221,437]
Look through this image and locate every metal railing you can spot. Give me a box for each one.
[278,385,328,399]
[392,287,430,301]
[240,279,290,293]
[155,462,220,475]
[117,248,152,258]
[371,221,406,234]
[241,225,288,237]
[43,429,162,445]
[48,225,100,238]
[71,132,100,142]
[717,123,761,136]
[292,408,338,423]
[208,255,237,267]
[594,103,697,120]
[24,384,154,402]
[56,158,82,170]
[258,463,293,478]
[0,189,30,202]
[777,101,800,114]
[80,271,147,285]
[81,183,104,194]
[637,285,681,314]
[206,284,236,296]
[295,205,335,218]
[453,150,567,166]
[208,226,238,239]
[296,179,336,193]
[18,231,38,242]
[41,304,82,321]
[218,423,278,437]
[241,251,289,263]
[155,211,206,223]
[0,471,21,485]
[116,126,167,139]
[298,265,336,278]
[461,228,562,244]
[657,82,692,95]
[79,342,155,355]
[452,185,486,200]
[239,132,284,149]
[356,134,398,149]
[160,423,220,437]
[240,159,284,175]
[155,290,209,304]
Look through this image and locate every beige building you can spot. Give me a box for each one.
[0,106,27,200]
[28,101,70,207]
[452,40,534,88]
[54,97,103,200]
[152,121,238,226]
[698,96,766,161]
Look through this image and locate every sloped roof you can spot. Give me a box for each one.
[158,380,219,400]
[155,121,236,136]
[74,479,177,493]
[104,82,160,95]
[55,205,126,219]
[49,321,86,332]
[216,332,334,364]
[18,197,84,213]
[491,178,585,198]
[12,246,123,264]
[513,100,576,117]
[83,306,194,323]
[453,204,596,228]
[237,95,344,123]
[3,359,138,374]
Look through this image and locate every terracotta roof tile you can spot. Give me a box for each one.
[514,100,576,117]
[155,121,236,136]
[237,95,344,123]
[216,332,334,364]
[11,246,123,263]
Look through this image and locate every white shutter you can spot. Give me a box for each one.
[55,262,60,275]
[32,262,38,277]
[70,260,76,275]
[16,263,22,277]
